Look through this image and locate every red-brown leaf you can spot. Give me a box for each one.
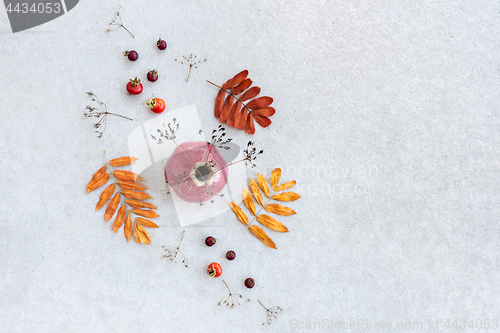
[226,101,241,128]
[222,70,248,90]
[254,115,271,128]
[246,96,273,110]
[234,106,248,130]
[214,89,225,118]
[231,78,252,95]
[219,95,234,123]
[240,86,261,102]
[245,113,256,135]
[251,107,275,117]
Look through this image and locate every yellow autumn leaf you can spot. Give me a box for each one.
[264,203,296,216]
[271,192,301,202]
[257,173,270,198]
[256,214,289,232]
[242,188,256,215]
[230,201,248,225]
[249,225,277,249]
[270,168,281,191]
[276,180,296,192]
[249,179,263,206]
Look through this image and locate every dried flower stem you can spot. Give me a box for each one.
[175,54,206,82]
[258,299,283,325]
[84,92,133,139]
[105,7,134,38]
[218,280,250,308]
[162,230,188,267]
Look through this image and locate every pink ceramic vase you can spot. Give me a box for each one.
[164,141,229,203]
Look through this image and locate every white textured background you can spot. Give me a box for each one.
[1,1,499,332]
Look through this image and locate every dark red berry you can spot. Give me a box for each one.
[124,50,138,61]
[226,251,236,260]
[147,69,158,82]
[205,236,216,247]
[157,38,167,50]
[245,278,255,289]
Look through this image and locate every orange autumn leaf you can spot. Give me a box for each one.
[125,199,157,210]
[230,201,248,225]
[136,224,151,244]
[133,222,140,243]
[95,183,115,211]
[121,190,152,200]
[270,168,281,191]
[222,70,248,90]
[135,217,159,228]
[256,214,289,233]
[242,188,256,216]
[249,179,263,206]
[124,213,132,242]
[113,170,145,182]
[113,204,126,233]
[276,181,296,192]
[257,173,270,198]
[109,156,138,167]
[264,203,296,216]
[104,193,120,221]
[271,192,301,202]
[253,115,271,128]
[117,180,148,191]
[87,173,109,193]
[130,209,159,219]
[248,225,276,249]
[86,165,106,188]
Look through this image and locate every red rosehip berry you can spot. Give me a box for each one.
[205,236,216,247]
[226,250,236,260]
[245,278,255,289]
[147,69,158,82]
[124,50,138,61]
[126,77,143,95]
[157,38,167,50]
[207,262,222,278]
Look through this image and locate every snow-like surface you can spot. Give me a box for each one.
[1,1,499,332]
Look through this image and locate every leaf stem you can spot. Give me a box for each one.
[244,193,273,233]
[120,25,134,38]
[106,112,133,121]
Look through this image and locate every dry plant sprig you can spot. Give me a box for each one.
[162,230,188,267]
[208,70,275,134]
[258,299,283,325]
[86,152,159,244]
[175,54,206,82]
[105,6,134,38]
[84,92,133,139]
[230,168,300,249]
[218,280,250,308]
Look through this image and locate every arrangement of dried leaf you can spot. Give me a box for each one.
[208,70,275,135]
[230,168,300,249]
[86,153,159,244]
